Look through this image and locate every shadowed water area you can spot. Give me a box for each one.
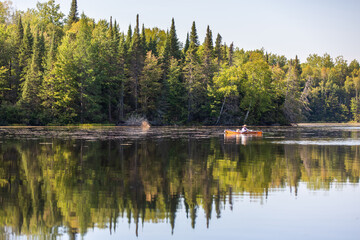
[0,126,359,239]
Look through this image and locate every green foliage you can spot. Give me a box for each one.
[67,0,79,26]
[189,21,199,55]
[209,65,240,124]
[18,23,33,75]
[0,102,25,125]
[214,33,222,66]
[42,32,79,123]
[139,51,162,118]
[129,14,144,111]
[350,98,360,122]
[36,0,64,28]
[0,1,358,125]
[19,31,43,117]
[168,18,181,60]
[0,1,12,24]
[183,33,189,54]
[164,58,187,123]
[0,66,9,98]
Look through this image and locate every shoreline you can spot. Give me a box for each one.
[295,123,360,127]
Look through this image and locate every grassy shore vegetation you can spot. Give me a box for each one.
[0,0,359,126]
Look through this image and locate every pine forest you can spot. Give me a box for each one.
[0,0,359,125]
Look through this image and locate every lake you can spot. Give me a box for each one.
[0,125,359,240]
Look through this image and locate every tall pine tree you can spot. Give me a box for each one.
[214,33,222,66]
[189,21,199,55]
[203,25,214,85]
[183,21,203,122]
[168,18,181,60]
[183,33,190,55]
[67,0,79,26]
[129,14,144,111]
[9,15,24,103]
[18,22,33,93]
[19,30,43,123]
[228,42,234,66]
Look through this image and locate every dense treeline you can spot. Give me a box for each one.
[0,0,359,125]
[0,138,359,237]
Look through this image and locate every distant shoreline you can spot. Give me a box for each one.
[295,123,360,127]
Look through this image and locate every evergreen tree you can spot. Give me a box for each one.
[294,55,302,76]
[223,43,227,62]
[141,24,147,55]
[40,31,57,121]
[94,17,124,123]
[169,18,181,60]
[201,26,215,119]
[121,24,133,118]
[228,42,234,66]
[139,51,162,118]
[148,36,158,56]
[67,0,79,26]
[183,21,204,122]
[203,25,214,82]
[38,32,45,72]
[15,15,24,47]
[203,25,213,53]
[214,34,222,60]
[189,21,199,54]
[118,34,127,121]
[165,58,187,123]
[129,14,144,111]
[19,23,33,71]
[113,20,121,41]
[77,14,105,123]
[125,25,132,48]
[42,32,78,123]
[160,31,171,71]
[157,31,172,120]
[19,31,43,123]
[18,22,33,91]
[183,33,190,55]
[9,15,24,103]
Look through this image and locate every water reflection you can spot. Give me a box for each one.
[0,134,359,238]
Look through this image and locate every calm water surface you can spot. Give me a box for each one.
[0,126,359,239]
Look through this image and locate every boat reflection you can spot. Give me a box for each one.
[224,133,262,145]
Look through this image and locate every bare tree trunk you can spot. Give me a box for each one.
[244,101,252,124]
[216,97,226,125]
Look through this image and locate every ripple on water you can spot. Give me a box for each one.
[274,139,360,146]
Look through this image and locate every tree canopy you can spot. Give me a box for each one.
[0,1,359,125]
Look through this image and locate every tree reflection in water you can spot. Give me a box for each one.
[0,137,359,238]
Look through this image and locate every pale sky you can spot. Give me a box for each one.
[10,0,360,63]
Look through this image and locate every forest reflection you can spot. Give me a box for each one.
[0,137,359,238]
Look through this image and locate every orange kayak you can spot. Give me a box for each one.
[224,130,263,136]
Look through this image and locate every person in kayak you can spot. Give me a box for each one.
[241,125,248,133]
